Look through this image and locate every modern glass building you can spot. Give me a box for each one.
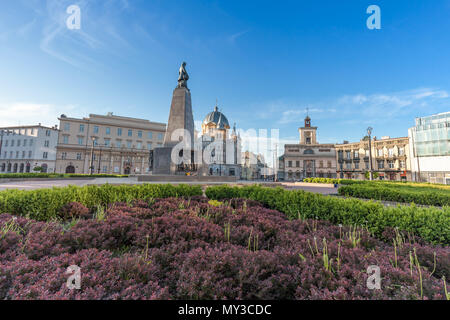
[412,112,450,157]
[408,111,450,184]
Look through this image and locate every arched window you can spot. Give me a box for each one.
[7,163,11,172]
[26,163,31,173]
[304,149,314,155]
[13,163,18,173]
[19,163,24,173]
[41,163,48,173]
[1,163,5,172]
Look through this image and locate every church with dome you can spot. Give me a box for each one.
[198,104,242,177]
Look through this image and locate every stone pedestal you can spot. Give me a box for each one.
[163,87,194,148]
[153,86,197,175]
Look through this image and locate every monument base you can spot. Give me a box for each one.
[152,147,173,175]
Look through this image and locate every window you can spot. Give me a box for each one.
[76,153,82,160]
[365,162,369,169]
[319,161,323,168]
[346,162,351,169]
[117,128,122,136]
[93,126,99,134]
[158,133,163,140]
[388,160,395,169]
[354,162,359,169]
[400,160,405,168]
[288,161,292,167]
[9,151,12,158]
[295,161,300,167]
[16,151,19,158]
[137,142,142,149]
[346,151,351,159]
[138,131,142,138]
[78,137,83,145]
[61,152,67,160]
[11,140,14,147]
[116,140,122,148]
[388,148,394,157]
[399,147,405,156]
[29,140,33,146]
[106,127,111,135]
[327,161,331,168]
[79,124,85,132]
[128,129,132,137]
[105,139,110,147]
[127,141,132,148]
[46,130,51,136]
[64,123,70,131]
[22,151,25,158]
[148,132,153,139]
[4,141,8,147]
[378,149,383,157]
[147,142,152,150]
[63,136,69,144]
[28,151,32,158]
[354,151,359,158]
[31,128,34,135]
[17,140,21,147]
[23,139,27,147]
[378,161,384,169]
[304,149,314,155]
[44,140,50,147]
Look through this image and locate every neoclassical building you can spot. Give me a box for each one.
[199,105,242,177]
[0,125,59,174]
[55,113,166,174]
[281,116,337,181]
[336,136,411,181]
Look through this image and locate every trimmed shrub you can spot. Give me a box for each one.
[338,184,450,207]
[0,184,203,221]
[205,185,450,245]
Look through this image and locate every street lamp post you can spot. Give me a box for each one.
[89,137,95,175]
[97,145,103,174]
[367,127,374,181]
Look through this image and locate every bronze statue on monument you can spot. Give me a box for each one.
[177,62,189,88]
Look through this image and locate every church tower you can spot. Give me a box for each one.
[299,115,318,145]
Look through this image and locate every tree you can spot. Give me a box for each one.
[365,171,379,180]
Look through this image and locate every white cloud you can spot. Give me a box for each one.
[0,102,78,127]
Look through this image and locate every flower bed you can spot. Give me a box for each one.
[205,185,450,245]
[0,197,448,300]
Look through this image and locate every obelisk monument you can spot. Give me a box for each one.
[152,62,195,174]
[163,62,195,148]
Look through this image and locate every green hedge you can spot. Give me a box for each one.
[0,173,129,179]
[338,184,450,207]
[0,184,202,221]
[205,185,450,245]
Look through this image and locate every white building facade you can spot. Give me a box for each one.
[408,112,450,184]
[0,125,59,174]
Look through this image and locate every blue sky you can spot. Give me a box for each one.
[1,0,449,153]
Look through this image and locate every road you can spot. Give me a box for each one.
[0,178,339,195]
